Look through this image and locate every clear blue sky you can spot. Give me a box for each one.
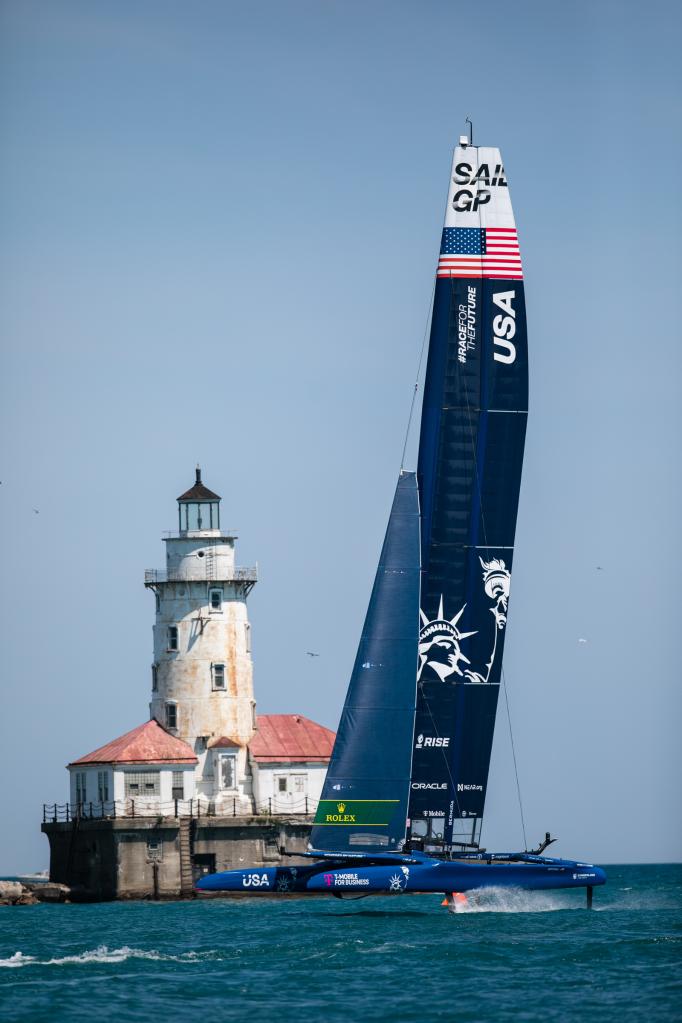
[1,0,680,873]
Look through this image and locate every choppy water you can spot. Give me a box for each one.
[1,864,680,1022]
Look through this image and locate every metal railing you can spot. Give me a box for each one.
[255,797,317,816]
[161,531,238,540]
[144,566,258,584]
[43,795,318,823]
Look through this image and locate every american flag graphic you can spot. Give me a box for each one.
[437,227,523,279]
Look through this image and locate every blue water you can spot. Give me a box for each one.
[1,864,680,1022]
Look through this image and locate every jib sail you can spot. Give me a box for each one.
[310,472,420,853]
[408,145,528,849]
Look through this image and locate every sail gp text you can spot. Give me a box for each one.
[451,161,507,212]
[458,287,476,363]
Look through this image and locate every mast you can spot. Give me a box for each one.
[409,139,528,850]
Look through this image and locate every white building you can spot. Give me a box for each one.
[66,469,334,817]
[250,714,335,815]
[68,719,198,814]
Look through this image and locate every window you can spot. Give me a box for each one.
[275,775,306,795]
[219,754,236,790]
[75,771,87,804]
[147,835,163,862]
[151,664,158,691]
[292,774,307,794]
[430,817,445,840]
[167,626,178,651]
[211,663,226,690]
[155,592,161,613]
[244,622,252,653]
[180,501,220,532]
[97,771,109,802]
[125,772,160,797]
[251,701,257,729]
[166,702,177,730]
[209,588,223,612]
[172,770,184,800]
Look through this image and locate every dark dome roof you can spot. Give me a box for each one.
[177,466,221,502]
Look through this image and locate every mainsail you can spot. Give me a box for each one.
[408,145,528,848]
[311,472,420,853]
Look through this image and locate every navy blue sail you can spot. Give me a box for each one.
[409,145,529,849]
[311,472,420,853]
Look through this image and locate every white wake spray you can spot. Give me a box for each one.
[447,886,576,914]
[0,946,213,968]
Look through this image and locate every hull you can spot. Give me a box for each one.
[195,853,606,896]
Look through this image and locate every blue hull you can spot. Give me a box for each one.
[195,851,606,896]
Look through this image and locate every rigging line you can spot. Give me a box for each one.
[501,664,528,850]
[400,277,436,472]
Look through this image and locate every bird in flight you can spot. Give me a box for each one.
[578,638,588,644]
[306,651,320,657]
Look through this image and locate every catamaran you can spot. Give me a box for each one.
[196,130,606,907]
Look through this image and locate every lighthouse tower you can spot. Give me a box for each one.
[145,468,258,812]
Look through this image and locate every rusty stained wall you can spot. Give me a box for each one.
[151,587,254,743]
[144,516,258,810]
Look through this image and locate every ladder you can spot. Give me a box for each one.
[178,819,194,897]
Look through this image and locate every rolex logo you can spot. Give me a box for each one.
[324,800,355,824]
[315,797,396,828]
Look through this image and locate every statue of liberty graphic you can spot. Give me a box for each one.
[418,558,511,684]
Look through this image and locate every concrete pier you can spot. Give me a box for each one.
[42,814,313,901]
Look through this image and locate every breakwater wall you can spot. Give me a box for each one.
[42,815,313,901]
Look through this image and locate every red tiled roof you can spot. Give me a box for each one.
[69,719,197,767]
[208,735,241,749]
[249,714,335,763]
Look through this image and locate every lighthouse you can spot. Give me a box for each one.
[145,467,258,813]
[44,468,335,899]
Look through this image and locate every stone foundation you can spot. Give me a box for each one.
[42,815,313,901]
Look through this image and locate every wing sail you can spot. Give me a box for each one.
[409,146,528,849]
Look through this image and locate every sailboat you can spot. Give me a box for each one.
[196,131,606,907]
